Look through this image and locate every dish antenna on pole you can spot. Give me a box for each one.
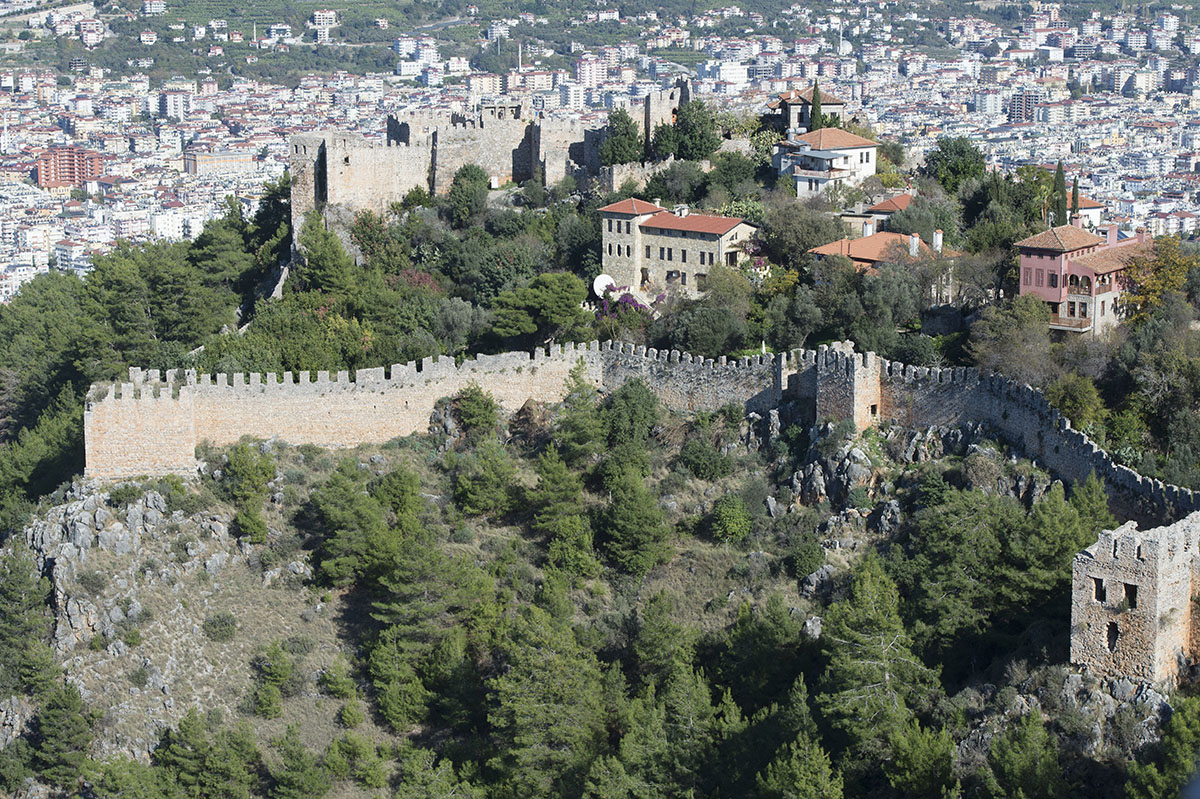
[593,274,616,297]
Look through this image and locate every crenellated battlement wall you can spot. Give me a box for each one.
[84,340,798,480]
[85,339,1200,527]
[1070,513,1200,684]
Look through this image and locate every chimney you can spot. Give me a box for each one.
[855,201,864,215]
[673,203,688,217]
[1071,213,1083,228]
[652,197,662,208]
[1106,224,1119,246]
[933,229,943,253]
[862,219,875,236]
[909,232,919,257]
[1136,226,1147,244]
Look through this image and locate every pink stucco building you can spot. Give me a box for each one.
[1015,223,1151,336]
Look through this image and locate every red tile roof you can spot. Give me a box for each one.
[639,211,750,235]
[1069,240,1152,275]
[868,193,912,213]
[808,232,935,264]
[598,198,665,215]
[1015,225,1106,252]
[787,127,878,150]
[767,84,847,108]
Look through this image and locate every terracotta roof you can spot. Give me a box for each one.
[1068,240,1152,275]
[598,198,665,215]
[808,232,934,264]
[788,127,877,151]
[1014,225,1106,252]
[868,193,912,213]
[1077,194,1105,209]
[768,84,847,108]
[639,211,751,236]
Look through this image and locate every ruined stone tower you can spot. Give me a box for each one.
[1071,512,1200,684]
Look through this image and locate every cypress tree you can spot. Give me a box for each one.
[809,81,824,131]
[1052,161,1068,227]
[1071,176,1080,219]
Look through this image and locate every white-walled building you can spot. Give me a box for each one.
[773,128,879,199]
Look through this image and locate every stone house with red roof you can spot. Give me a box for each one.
[598,198,757,299]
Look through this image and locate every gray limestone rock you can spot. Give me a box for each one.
[802,616,822,640]
[799,564,835,599]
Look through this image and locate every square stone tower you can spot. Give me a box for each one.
[815,342,882,432]
[1071,513,1200,684]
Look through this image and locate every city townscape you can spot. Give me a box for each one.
[3,0,1200,797]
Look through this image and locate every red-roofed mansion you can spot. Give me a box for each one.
[772,127,879,199]
[598,198,757,299]
[1015,222,1151,336]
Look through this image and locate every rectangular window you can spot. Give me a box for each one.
[1080,303,1088,318]
[667,248,673,261]
[1023,267,1031,284]
[1068,301,1075,317]
[1093,577,1106,602]
[607,219,612,232]
[681,250,687,263]
[645,245,650,258]
[607,243,612,255]
[681,273,687,285]
[1124,583,1137,609]
[625,221,631,233]
[659,247,664,259]
[1049,273,1058,288]
[1036,269,1044,287]
[1101,300,1106,315]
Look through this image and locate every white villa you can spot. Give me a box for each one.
[773,127,879,199]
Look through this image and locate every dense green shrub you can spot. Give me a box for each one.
[678,438,733,480]
[203,612,238,642]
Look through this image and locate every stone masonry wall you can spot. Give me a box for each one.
[86,340,1200,527]
[1071,514,1200,683]
[84,342,796,480]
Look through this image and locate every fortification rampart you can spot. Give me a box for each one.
[84,341,795,480]
[1071,513,1200,684]
[85,340,1200,527]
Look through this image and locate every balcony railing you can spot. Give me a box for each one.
[1049,315,1092,332]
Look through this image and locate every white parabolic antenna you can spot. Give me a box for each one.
[593,274,616,298]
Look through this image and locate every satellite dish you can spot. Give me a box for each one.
[593,274,616,297]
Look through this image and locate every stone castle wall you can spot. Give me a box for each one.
[84,342,795,480]
[85,340,1200,527]
[1071,514,1200,684]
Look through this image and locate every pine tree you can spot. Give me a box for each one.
[1005,482,1088,602]
[1052,161,1068,227]
[984,710,1064,799]
[0,549,52,696]
[31,684,92,789]
[529,447,584,537]
[600,467,670,576]
[886,721,961,798]
[1127,695,1200,799]
[296,211,355,295]
[755,731,842,799]
[600,108,643,166]
[809,81,824,131]
[1070,472,1116,538]
[818,556,940,761]
[555,360,605,466]
[269,726,331,799]
[488,607,607,798]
